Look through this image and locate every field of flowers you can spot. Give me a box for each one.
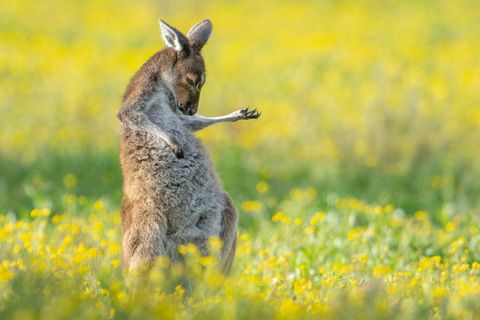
[1,196,479,319]
[1,0,480,318]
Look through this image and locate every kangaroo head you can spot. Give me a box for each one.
[159,19,212,115]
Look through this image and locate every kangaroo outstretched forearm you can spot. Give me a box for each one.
[118,102,184,158]
[181,107,260,132]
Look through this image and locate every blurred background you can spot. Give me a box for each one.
[1,0,479,224]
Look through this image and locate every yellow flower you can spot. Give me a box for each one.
[239,233,250,241]
[347,227,366,241]
[304,226,315,234]
[208,236,223,250]
[272,212,285,222]
[445,222,456,232]
[200,256,215,266]
[384,204,394,214]
[452,264,469,273]
[472,262,480,272]
[290,188,317,201]
[256,181,269,193]
[86,247,98,259]
[155,256,170,269]
[51,214,64,224]
[353,253,369,264]
[63,194,77,205]
[271,212,291,224]
[110,259,121,268]
[175,285,186,297]
[63,173,77,188]
[331,262,352,275]
[414,211,428,221]
[373,265,391,276]
[310,212,326,225]
[418,256,442,271]
[447,237,465,255]
[30,208,51,218]
[116,292,127,303]
[0,265,14,282]
[432,287,448,299]
[241,200,263,213]
[178,243,197,255]
[93,200,105,211]
[293,218,303,226]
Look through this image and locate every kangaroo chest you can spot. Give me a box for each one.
[123,130,224,235]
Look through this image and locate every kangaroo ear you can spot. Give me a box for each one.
[159,19,188,52]
[187,19,212,51]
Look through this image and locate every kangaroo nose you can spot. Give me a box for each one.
[188,104,197,115]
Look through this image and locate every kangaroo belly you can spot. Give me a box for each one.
[120,130,224,239]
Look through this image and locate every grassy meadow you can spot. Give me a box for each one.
[1,0,480,318]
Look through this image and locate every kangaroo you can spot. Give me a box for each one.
[117,19,260,274]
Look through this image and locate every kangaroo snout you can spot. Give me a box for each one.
[178,102,198,115]
[186,102,198,115]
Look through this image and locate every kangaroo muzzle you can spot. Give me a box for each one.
[184,102,197,115]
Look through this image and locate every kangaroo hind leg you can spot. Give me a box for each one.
[122,207,168,271]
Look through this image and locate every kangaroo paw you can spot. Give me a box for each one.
[170,142,185,158]
[239,107,261,119]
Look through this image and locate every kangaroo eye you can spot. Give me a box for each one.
[186,77,195,86]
